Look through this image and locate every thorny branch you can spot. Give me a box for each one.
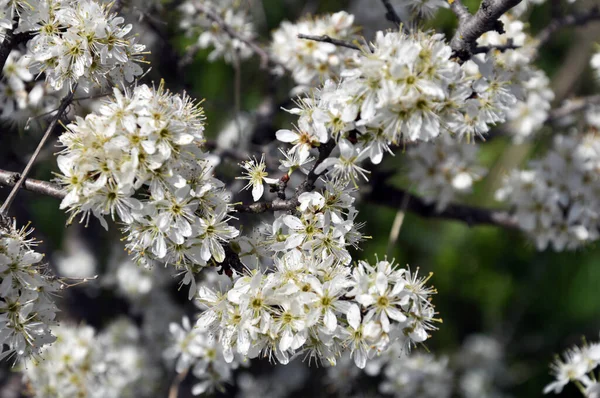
[449,0,523,62]
[0,86,77,215]
[535,5,600,46]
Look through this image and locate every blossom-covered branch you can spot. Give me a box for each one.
[0,164,517,230]
[297,34,361,51]
[450,0,523,61]
[190,2,282,69]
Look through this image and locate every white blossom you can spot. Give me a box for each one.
[237,155,278,202]
[407,135,486,211]
[497,131,600,251]
[15,0,147,91]
[55,82,238,297]
[0,218,61,362]
[195,253,438,369]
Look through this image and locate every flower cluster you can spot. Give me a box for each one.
[55,82,238,297]
[477,14,554,142]
[23,319,163,398]
[506,69,554,142]
[544,334,600,397]
[179,0,255,64]
[1,50,33,116]
[322,333,508,397]
[270,11,358,88]
[407,135,486,212]
[587,104,600,129]
[10,0,147,91]
[0,49,63,123]
[380,353,452,398]
[496,131,600,251]
[270,182,364,265]
[0,0,20,43]
[454,334,509,398]
[237,155,278,202]
[277,29,519,186]
[166,316,242,395]
[0,218,61,362]
[194,253,437,369]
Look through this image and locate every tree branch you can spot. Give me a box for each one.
[367,182,518,229]
[297,34,360,51]
[0,27,31,73]
[449,0,471,24]
[0,29,15,73]
[234,140,337,214]
[0,170,65,200]
[192,3,283,70]
[380,0,403,26]
[473,39,519,54]
[450,0,523,62]
[546,94,600,124]
[535,5,600,46]
[0,86,76,215]
[0,166,518,230]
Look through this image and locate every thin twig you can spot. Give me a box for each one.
[546,94,600,124]
[380,0,402,26]
[0,85,76,215]
[232,50,243,142]
[473,39,519,54]
[535,5,600,46]
[367,182,518,229]
[297,34,361,51]
[167,368,189,398]
[270,174,290,200]
[386,193,410,257]
[193,2,283,70]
